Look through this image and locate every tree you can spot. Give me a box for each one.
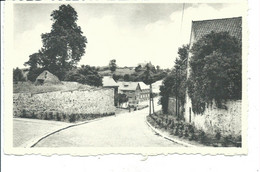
[64,65,103,87]
[109,59,117,72]
[116,93,128,107]
[112,74,119,82]
[25,4,87,80]
[13,68,25,83]
[160,44,189,116]
[139,63,158,115]
[187,31,242,114]
[135,65,142,72]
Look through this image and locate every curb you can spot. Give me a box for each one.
[146,118,196,147]
[26,115,116,148]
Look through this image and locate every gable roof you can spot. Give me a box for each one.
[102,76,119,87]
[118,82,140,91]
[138,82,150,90]
[35,70,61,85]
[191,17,242,42]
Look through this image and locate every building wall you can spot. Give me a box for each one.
[184,29,241,137]
[13,88,116,116]
[184,100,241,137]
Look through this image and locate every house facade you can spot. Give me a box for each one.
[138,82,150,102]
[118,82,141,103]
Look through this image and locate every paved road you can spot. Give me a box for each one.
[35,102,183,147]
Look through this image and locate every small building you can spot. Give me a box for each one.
[102,76,119,106]
[138,82,150,101]
[118,82,141,103]
[152,80,163,94]
[35,70,61,85]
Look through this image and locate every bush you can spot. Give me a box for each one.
[13,67,26,83]
[16,110,115,123]
[215,132,221,140]
[198,130,207,144]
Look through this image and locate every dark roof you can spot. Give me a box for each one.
[192,17,242,41]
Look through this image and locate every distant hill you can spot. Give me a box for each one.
[98,66,135,76]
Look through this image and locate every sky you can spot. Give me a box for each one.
[13,3,245,69]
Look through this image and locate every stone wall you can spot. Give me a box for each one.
[13,88,116,117]
[191,100,241,137]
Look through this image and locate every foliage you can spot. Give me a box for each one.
[123,74,130,81]
[187,31,242,114]
[15,110,115,123]
[116,93,128,106]
[13,67,26,83]
[160,44,189,114]
[134,65,142,72]
[109,59,117,72]
[112,74,121,82]
[64,65,103,87]
[27,67,45,82]
[25,4,87,80]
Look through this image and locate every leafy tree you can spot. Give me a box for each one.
[25,4,87,80]
[116,93,128,107]
[109,59,117,72]
[123,74,130,81]
[135,65,142,72]
[13,68,26,83]
[187,31,242,114]
[27,68,45,82]
[160,44,189,115]
[112,74,121,82]
[64,65,103,87]
[160,75,175,113]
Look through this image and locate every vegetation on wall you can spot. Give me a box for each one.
[187,31,242,114]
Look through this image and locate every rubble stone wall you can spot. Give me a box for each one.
[192,100,242,137]
[13,88,116,117]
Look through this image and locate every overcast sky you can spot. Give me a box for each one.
[13,3,244,69]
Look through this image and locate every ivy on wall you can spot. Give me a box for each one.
[187,31,242,114]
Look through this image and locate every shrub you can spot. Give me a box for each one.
[223,135,232,147]
[13,67,26,84]
[215,132,221,140]
[198,130,207,143]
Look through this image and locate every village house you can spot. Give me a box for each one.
[35,70,61,85]
[181,16,242,137]
[117,81,150,104]
[118,82,141,104]
[102,76,119,106]
[138,82,150,101]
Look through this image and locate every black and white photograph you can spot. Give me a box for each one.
[4,1,248,155]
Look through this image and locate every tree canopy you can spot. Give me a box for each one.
[13,68,26,84]
[187,31,242,114]
[160,45,189,114]
[25,4,87,80]
[64,65,103,87]
[109,59,117,72]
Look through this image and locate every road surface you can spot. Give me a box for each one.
[35,101,183,147]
